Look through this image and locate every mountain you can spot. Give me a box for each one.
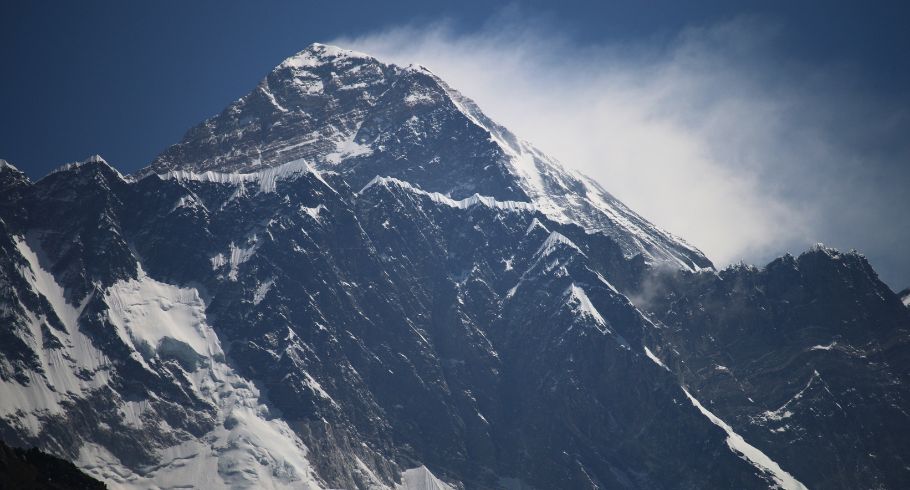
[0,43,907,489]
[635,248,910,489]
[145,43,710,271]
[0,439,107,490]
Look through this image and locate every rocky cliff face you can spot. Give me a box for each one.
[0,44,907,489]
[636,248,910,489]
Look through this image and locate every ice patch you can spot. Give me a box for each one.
[758,372,818,423]
[292,77,325,95]
[209,238,260,281]
[644,347,670,372]
[325,135,372,165]
[260,84,289,113]
[404,92,435,106]
[503,258,514,271]
[300,204,325,222]
[809,341,837,351]
[229,240,259,281]
[253,278,275,305]
[211,253,227,270]
[104,270,222,364]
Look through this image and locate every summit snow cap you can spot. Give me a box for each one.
[85,154,108,164]
[0,159,20,172]
[279,42,375,69]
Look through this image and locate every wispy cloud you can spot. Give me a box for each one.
[334,11,910,287]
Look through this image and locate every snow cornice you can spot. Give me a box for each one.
[357,175,536,213]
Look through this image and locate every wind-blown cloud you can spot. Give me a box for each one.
[334,12,910,288]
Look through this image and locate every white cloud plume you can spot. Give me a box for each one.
[333,12,910,287]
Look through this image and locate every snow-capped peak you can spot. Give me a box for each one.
[85,154,108,164]
[278,42,374,69]
[144,43,712,271]
[0,159,20,172]
[47,154,123,179]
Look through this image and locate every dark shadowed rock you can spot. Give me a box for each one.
[0,439,106,490]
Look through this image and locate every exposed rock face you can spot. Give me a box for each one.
[637,248,910,489]
[0,44,907,489]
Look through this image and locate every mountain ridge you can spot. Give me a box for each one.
[0,43,907,489]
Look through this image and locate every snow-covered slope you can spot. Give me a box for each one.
[0,238,110,437]
[98,272,324,489]
[2,229,453,490]
[4,238,321,489]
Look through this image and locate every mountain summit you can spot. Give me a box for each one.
[145,43,710,270]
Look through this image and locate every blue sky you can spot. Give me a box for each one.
[2,1,909,288]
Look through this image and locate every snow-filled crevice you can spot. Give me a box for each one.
[1,237,112,435]
[681,387,809,490]
[641,348,808,490]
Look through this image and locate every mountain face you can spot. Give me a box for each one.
[635,249,910,489]
[145,43,709,271]
[0,44,907,489]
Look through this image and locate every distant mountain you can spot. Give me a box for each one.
[0,44,907,489]
[636,247,910,489]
